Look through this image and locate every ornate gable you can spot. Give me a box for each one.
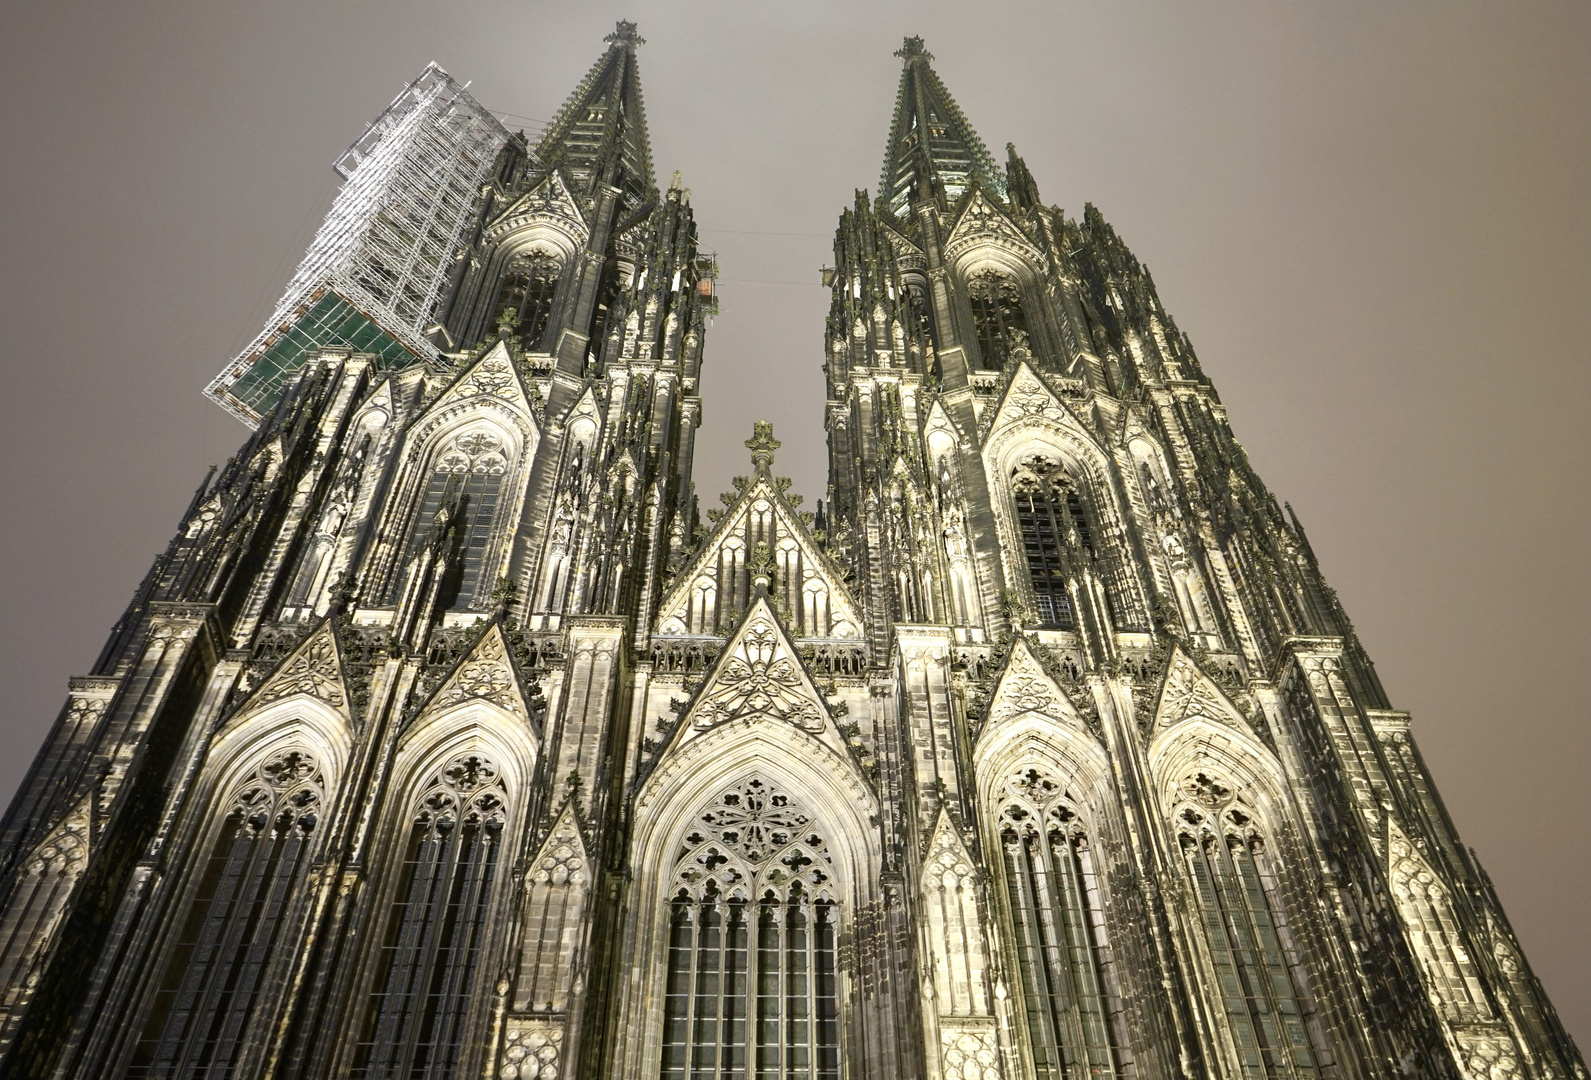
[1151,646,1249,737]
[484,169,589,245]
[980,360,1096,448]
[656,447,861,640]
[943,186,1045,274]
[561,382,606,436]
[416,622,540,729]
[245,621,352,718]
[660,596,851,763]
[979,637,1088,743]
[421,341,540,427]
[529,802,590,885]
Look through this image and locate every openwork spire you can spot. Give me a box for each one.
[879,36,1004,219]
[532,21,656,205]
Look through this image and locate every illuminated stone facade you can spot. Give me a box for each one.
[0,25,1581,1080]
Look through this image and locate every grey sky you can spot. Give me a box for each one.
[2,0,1586,1039]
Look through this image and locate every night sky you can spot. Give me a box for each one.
[1,0,1585,1040]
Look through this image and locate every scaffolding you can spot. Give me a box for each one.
[206,63,511,424]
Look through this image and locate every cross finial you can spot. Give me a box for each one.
[605,20,645,49]
[745,421,780,470]
[895,36,932,63]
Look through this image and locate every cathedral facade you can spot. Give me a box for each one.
[0,24,1580,1080]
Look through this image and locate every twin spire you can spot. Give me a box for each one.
[534,26,1001,222]
[880,35,1005,218]
[532,21,656,206]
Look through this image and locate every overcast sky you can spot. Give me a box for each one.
[1,0,1586,1040]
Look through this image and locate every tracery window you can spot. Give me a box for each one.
[492,253,562,349]
[351,754,509,1079]
[391,430,510,610]
[126,748,325,1079]
[997,767,1133,1080]
[660,779,839,1080]
[1010,458,1093,631]
[1174,773,1331,1079]
[968,271,1030,370]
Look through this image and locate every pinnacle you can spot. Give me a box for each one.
[745,420,780,471]
[894,35,932,63]
[604,20,644,49]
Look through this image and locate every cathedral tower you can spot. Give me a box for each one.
[0,27,1581,1080]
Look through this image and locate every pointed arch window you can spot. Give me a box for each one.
[126,748,324,1079]
[493,253,562,349]
[968,271,1030,370]
[997,767,1134,1080]
[1010,457,1093,630]
[351,754,508,1079]
[389,430,511,611]
[660,779,839,1080]
[1174,773,1332,1079]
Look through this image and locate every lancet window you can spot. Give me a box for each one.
[125,748,325,1079]
[968,271,1030,370]
[660,779,839,1080]
[1010,458,1093,631]
[492,253,562,349]
[1173,773,1331,1079]
[996,767,1133,1080]
[392,430,511,610]
[351,754,509,1079]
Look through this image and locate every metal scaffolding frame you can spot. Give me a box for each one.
[206,62,511,424]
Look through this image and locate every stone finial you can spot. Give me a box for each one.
[747,541,776,593]
[894,36,932,63]
[605,20,645,49]
[745,421,780,470]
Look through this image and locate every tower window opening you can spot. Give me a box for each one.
[968,271,1029,370]
[998,777,1134,1079]
[492,253,562,349]
[126,749,324,1079]
[1011,458,1092,630]
[1176,785,1332,1079]
[351,756,508,1079]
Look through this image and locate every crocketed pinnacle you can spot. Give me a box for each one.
[532,21,656,205]
[879,36,1004,218]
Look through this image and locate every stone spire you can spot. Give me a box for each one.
[532,20,656,205]
[879,36,1004,218]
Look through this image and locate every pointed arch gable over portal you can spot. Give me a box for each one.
[620,597,880,1078]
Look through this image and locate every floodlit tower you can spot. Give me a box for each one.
[0,22,719,1079]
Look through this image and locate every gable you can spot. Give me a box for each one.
[407,341,541,456]
[657,475,861,640]
[1151,646,1250,737]
[484,169,589,246]
[943,187,1044,275]
[244,621,352,719]
[414,622,540,731]
[655,596,854,770]
[981,361,1096,448]
[978,638,1089,743]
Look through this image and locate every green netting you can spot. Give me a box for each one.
[226,291,420,416]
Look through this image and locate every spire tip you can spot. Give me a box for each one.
[605,20,644,49]
[894,35,932,63]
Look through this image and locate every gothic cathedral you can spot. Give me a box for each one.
[0,24,1580,1080]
